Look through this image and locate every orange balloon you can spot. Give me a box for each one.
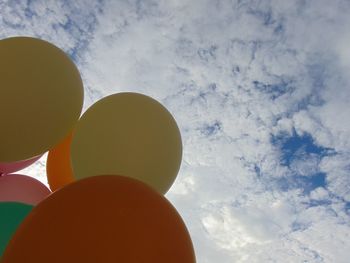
[2,175,196,263]
[46,132,74,191]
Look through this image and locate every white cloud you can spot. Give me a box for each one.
[1,0,350,262]
[19,154,48,185]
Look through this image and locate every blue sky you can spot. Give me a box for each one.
[2,0,350,262]
[271,131,332,193]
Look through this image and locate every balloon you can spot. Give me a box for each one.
[0,37,84,162]
[2,175,195,263]
[0,202,32,257]
[0,174,51,205]
[46,132,75,191]
[71,93,182,194]
[0,155,42,175]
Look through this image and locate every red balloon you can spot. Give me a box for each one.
[0,174,51,205]
[0,155,42,175]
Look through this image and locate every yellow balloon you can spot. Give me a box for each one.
[71,93,182,194]
[0,37,84,162]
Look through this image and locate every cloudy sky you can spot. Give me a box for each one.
[2,0,350,262]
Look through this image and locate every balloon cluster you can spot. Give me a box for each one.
[0,37,195,262]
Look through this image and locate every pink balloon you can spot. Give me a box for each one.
[0,155,42,175]
[0,174,51,205]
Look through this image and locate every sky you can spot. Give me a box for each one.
[2,0,350,262]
